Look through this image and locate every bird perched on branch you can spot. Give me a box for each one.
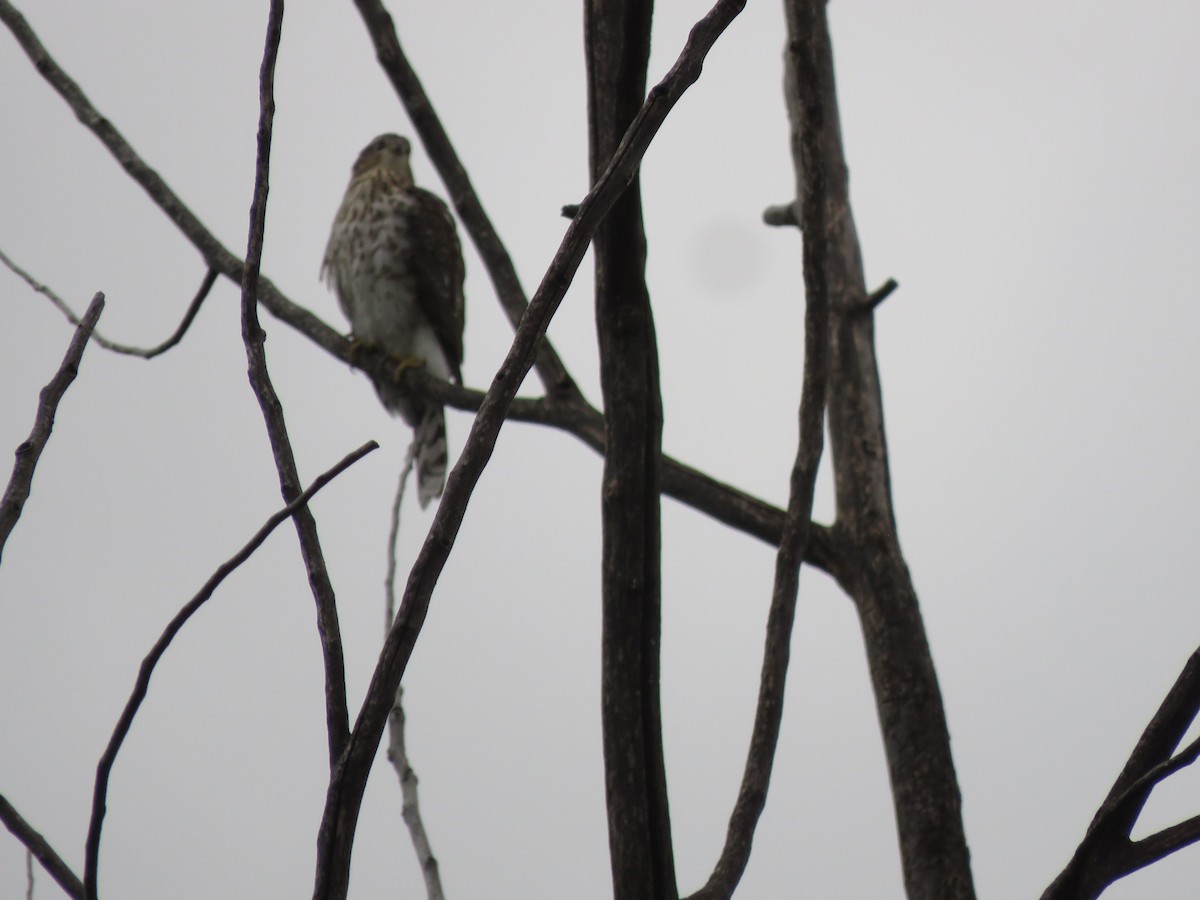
[322,134,466,508]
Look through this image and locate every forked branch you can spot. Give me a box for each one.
[0,248,216,359]
[1042,647,1200,899]
[82,441,377,900]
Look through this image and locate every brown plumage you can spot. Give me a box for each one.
[322,134,465,507]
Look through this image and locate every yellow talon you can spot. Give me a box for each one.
[392,356,426,382]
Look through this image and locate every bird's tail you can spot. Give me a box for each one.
[412,403,449,509]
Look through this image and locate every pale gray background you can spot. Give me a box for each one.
[2,1,1198,897]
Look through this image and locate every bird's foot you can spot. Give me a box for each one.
[391,356,427,383]
[345,334,376,366]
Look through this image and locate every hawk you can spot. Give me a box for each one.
[322,134,466,508]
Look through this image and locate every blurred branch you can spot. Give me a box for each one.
[81,440,378,900]
[382,458,446,900]
[349,0,579,400]
[312,4,748,898]
[386,691,444,897]
[1042,646,1200,899]
[0,292,103,564]
[0,247,217,358]
[0,791,85,900]
[387,685,446,900]
[236,0,352,773]
[0,0,841,579]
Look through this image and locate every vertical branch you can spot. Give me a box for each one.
[238,0,351,768]
[687,33,835,892]
[383,460,447,900]
[782,3,976,898]
[585,2,676,899]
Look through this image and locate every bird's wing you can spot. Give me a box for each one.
[408,188,466,382]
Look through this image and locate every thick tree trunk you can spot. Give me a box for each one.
[782,3,976,898]
[585,2,678,899]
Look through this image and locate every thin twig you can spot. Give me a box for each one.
[386,686,446,900]
[312,5,747,898]
[861,277,898,313]
[0,293,103,564]
[384,463,446,900]
[0,791,84,900]
[81,440,377,900]
[384,444,417,629]
[0,247,217,358]
[0,0,342,362]
[237,0,352,774]
[688,19,833,888]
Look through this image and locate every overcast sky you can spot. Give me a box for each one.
[2,1,1199,898]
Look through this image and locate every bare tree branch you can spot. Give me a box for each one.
[0,248,217,358]
[382,457,446,900]
[312,5,747,898]
[1042,646,1200,899]
[0,292,103,564]
[387,686,446,900]
[688,12,836,887]
[236,0,352,776]
[81,440,377,900]
[585,1,677,896]
[0,790,84,900]
[783,3,976,897]
[0,0,340,360]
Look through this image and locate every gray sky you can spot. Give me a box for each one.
[2,1,1199,897]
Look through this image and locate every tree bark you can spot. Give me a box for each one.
[783,3,976,898]
[586,2,678,898]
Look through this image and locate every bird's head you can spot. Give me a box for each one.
[351,133,414,186]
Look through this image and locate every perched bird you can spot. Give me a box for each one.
[322,134,466,507]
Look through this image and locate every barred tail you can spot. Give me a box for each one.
[413,403,449,509]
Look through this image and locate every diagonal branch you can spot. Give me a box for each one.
[0,247,217,359]
[0,292,103,564]
[82,440,377,900]
[0,791,85,900]
[0,0,338,359]
[236,0,351,772]
[1042,646,1200,899]
[312,5,747,898]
